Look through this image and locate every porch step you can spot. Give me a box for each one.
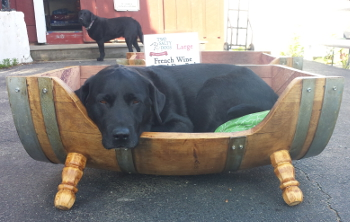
[30,43,144,61]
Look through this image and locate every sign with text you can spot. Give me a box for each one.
[144,32,201,66]
[114,0,140,11]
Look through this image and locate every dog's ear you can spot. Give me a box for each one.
[75,80,90,105]
[149,83,165,124]
[90,11,96,22]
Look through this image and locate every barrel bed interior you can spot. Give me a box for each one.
[37,65,321,96]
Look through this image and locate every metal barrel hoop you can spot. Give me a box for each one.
[6,77,50,162]
[303,77,344,159]
[289,78,316,159]
[225,136,246,172]
[38,77,67,163]
[115,148,137,174]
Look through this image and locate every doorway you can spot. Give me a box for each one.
[44,0,83,44]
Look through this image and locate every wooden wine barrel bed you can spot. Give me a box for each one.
[6,64,343,210]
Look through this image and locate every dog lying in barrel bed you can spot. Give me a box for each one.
[75,64,278,149]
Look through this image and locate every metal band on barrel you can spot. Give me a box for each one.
[38,77,67,163]
[303,77,344,159]
[225,137,246,172]
[289,78,316,159]
[6,77,50,162]
[115,148,137,173]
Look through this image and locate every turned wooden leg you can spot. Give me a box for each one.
[54,152,87,210]
[270,150,303,206]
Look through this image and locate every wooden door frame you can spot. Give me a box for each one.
[33,0,47,43]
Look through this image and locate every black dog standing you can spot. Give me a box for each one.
[78,9,144,61]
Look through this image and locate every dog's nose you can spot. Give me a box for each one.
[112,128,130,141]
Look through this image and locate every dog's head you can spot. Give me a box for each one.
[75,65,166,149]
[78,9,96,28]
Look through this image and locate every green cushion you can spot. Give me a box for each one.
[215,110,270,133]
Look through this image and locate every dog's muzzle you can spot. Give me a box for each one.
[102,126,139,149]
[113,127,130,143]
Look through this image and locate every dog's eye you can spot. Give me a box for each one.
[132,99,140,104]
[100,100,108,104]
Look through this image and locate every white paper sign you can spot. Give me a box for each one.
[114,0,140,11]
[144,32,201,66]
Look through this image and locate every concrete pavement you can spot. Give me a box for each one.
[0,59,349,222]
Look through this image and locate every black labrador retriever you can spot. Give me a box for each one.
[78,9,143,61]
[75,64,278,149]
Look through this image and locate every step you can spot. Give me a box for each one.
[30,43,144,61]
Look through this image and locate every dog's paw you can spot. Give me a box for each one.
[97,57,104,61]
